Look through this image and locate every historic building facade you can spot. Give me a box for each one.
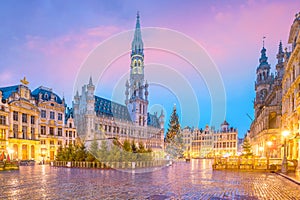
[0,78,77,162]
[182,121,238,158]
[249,40,284,158]
[281,12,300,168]
[73,13,165,151]
[213,121,238,157]
[249,13,300,165]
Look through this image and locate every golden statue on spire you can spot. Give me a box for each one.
[20,77,29,85]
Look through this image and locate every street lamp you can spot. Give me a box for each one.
[266,141,272,170]
[281,130,290,173]
[7,147,14,161]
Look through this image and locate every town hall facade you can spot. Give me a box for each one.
[73,13,165,151]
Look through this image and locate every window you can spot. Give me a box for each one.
[58,113,62,121]
[41,110,46,118]
[58,140,62,146]
[69,131,72,137]
[40,140,46,145]
[65,131,68,137]
[22,113,27,123]
[13,111,18,121]
[50,111,55,120]
[13,124,18,138]
[41,126,46,135]
[49,127,54,135]
[31,127,35,139]
[22,126,27,139]
[0,115,6,125]
[57,128,62,136]
[69,123,72,128]
[50,140,54,145]
[31,116,35,125]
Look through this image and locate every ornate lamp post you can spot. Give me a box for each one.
[281,130,290,173]
[266,141,272,170]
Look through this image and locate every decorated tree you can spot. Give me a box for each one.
[166,105,180,142]
[165,105,184,159]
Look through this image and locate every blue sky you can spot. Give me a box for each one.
[0,0,299,137]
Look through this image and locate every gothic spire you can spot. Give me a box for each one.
[259,44,269,68]
[131,11,144,56]
[88,76,93,86]
[276,40,284,64]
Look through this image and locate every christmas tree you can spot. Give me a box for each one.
[165,105,184,159]
[242,138,253,157]
[166,105,180,142]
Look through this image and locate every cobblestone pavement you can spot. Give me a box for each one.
[0,159,300,199]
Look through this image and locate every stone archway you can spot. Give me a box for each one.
[22,144,28,160]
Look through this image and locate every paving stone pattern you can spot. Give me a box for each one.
[0,159,299,199]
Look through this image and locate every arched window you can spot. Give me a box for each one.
[13,144,18,160]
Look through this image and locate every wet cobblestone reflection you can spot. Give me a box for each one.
[0,159,300,199]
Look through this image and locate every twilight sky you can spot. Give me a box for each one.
[0,0,299,137]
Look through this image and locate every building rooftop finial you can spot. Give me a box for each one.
[20,76,29,85]
[262,36,266,48]
[89,76,93,86]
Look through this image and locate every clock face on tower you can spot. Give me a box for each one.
[131,59,143,75]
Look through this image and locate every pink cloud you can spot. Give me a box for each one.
[22,25,122,102]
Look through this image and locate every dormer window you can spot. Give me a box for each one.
[44,94,48,99]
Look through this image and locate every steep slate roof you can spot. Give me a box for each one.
[31,87,63,104]
[147,113,160,128]
[0,85,19,99]
[65,107,74,123]
[94,95,132,121]
[94,95,160,128]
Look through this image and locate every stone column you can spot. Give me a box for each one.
[293,139,297,159]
